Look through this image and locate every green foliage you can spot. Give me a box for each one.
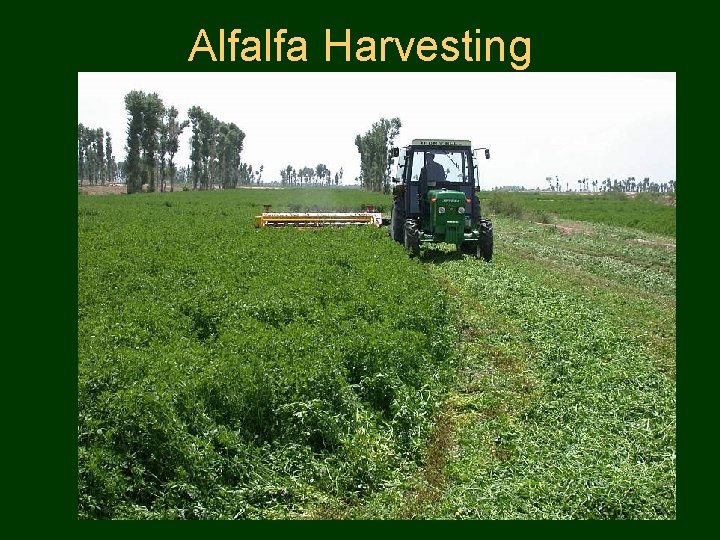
[78,188,453,518]
[164,106,189,192]
[187,106,246,190]
[486,192,527,220]
[124,90,164,193]
[480,191,676,237]
[78,124,113,186]
[355,117,401,193]
[347,215,675,520]
[79,188,674,519]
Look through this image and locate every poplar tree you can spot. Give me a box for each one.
[355,117,401,193]
[165,106,189,192]
[124,90,145,193]
[141,93,165,192]
[105,131,115,183]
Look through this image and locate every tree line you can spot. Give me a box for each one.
[80,101,401,193]
[545,176,676,193]
[187,105,248,191]
[279,164,343,187]
[123,91,189,193]
[124,92,253,193]
[355,117,401,193]
[78,90,263,194]
[78,125,117,186]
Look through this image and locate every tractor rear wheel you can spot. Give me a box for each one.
[477,219,494,262]
[390,198,404,243]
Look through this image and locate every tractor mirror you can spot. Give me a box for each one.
[485,149,490,159]
[391,147,399,157]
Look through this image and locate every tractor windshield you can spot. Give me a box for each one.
[410,149,471,185]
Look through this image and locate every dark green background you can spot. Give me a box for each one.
[15,1,689,528]
[74,9,679,72]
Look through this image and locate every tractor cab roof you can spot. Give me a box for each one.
[410,139,472,149]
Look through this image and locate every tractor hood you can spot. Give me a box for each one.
[427,188,467,204]
[427,188,469,245]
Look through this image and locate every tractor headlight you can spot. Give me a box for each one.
[438,206,446,214]
[457,206,465,214]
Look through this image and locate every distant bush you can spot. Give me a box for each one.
[487,193,527,219]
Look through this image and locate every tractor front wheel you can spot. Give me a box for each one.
[404,220,420,258]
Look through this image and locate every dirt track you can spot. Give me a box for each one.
[78,184,126,195]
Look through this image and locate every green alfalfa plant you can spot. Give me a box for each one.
[78,189,461,518]
[536,210,554,224]
[419,221,675,519]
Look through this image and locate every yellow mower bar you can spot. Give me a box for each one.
[255,212,384,228]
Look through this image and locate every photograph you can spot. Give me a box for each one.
[77,70,676,519]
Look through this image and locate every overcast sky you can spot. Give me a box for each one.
[78,72,675,189]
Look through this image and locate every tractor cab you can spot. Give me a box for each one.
[389,138,493,260]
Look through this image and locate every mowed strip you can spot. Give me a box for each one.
[417,216,675,519]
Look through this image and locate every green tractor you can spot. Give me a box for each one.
[389,139,493,261]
